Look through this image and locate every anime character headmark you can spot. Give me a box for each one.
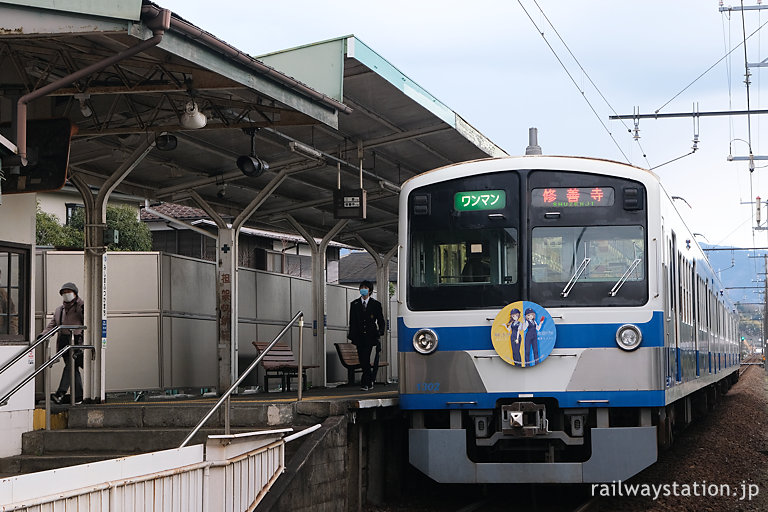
[504,308,524,365]
[523,307,545,366]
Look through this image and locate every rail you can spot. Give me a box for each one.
[0,341,93,407]
[0,324,84,378]
[0,325,88,430]
[179,310,304,448]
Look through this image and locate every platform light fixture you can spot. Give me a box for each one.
[155,134,178,151]
[288,140,324,161]
[180,100,207,129]
[237,128,269,177]
[74,93,92,118]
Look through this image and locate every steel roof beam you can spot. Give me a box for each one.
[343,95,452,166]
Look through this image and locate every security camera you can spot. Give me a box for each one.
[217,186,226,200]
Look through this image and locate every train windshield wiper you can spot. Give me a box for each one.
[609,258,642,297]
[560,257,591,298]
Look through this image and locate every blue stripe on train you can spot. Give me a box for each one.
[398,311,665,352]
[399,390,666,409]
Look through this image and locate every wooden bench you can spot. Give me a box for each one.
[334,342,390,385]
[252,341,318,392]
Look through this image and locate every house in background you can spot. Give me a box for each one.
[141,203,346,280]
[336,251,397,287]
[37,186,143,226]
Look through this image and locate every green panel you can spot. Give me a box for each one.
[258,38,345,103]
[0,0,141,20]
[142,26,338,129]
[454,190,506,211]
[347,36,455,126]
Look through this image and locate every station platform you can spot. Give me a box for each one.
[35,383,400,431]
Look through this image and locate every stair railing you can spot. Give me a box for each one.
[180,310,304,448]
[0,324,84,377]
[0,325,88,430]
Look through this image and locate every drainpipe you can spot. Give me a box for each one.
[15,9,172,165]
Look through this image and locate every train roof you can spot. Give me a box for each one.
[400,155,659,190]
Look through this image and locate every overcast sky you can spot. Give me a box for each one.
[159,0,768,249]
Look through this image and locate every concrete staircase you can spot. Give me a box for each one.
[0,399,323,477]
[1,427,229,476]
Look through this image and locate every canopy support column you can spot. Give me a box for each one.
[69,135,156,401]
[286,215,348,387]
[355,236,397,382]
[191,172,288,393]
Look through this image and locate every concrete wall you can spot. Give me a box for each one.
[255,410,406,512]
[257,415,349,512]
[0,193,37,457]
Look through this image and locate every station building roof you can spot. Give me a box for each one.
[0,0,508,253]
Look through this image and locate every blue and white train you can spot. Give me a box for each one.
[397,156,739,483]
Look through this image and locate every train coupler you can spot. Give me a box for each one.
[501,402,548,436]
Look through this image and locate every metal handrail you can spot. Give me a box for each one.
[179,310,304,448]
[0,324,86,378]
[0,342,94,406]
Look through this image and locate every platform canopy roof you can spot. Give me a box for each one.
[0,0,507,252]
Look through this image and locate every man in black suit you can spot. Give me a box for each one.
[347,280,385,390]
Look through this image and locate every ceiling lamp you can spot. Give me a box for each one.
[74,93,92,118]
[180,101,206,129]
[237,128,269,177]
[155,134,178,151]
[288,140,324,161]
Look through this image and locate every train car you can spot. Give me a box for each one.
[397,155,739,483]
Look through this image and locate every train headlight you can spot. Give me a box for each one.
[413,329,439,354]
[616,324,642,351]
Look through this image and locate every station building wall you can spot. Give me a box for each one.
[0,193,37,457]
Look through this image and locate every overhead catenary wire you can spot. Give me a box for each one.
[655,15,768,114]
[529,0,651,168]
[517,0,631,164]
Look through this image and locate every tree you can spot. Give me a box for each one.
[37,204,151,251]
[69,205,152,251]
[36,205,83,248]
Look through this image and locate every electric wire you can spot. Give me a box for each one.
[530,0,650,168]
[739,1,758,265]
[649,151,696,171]
[715,214,753,247]
[656,15,768,114]
[517,0,631,164]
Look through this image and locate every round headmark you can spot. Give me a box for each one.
[490,301,556,367]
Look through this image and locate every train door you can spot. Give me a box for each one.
[670,233,681,383]
[663,234,676,386]
[692,265,699,377]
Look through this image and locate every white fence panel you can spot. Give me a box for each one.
[0,430,287,512]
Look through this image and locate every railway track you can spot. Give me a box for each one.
[739,354,763,377]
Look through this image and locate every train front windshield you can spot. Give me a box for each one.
[407,169,648,310]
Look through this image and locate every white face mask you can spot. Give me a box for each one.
[62,292,76,303]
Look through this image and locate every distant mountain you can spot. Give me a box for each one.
[702,244,768,306]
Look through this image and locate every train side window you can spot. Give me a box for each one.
[0,245,28,343]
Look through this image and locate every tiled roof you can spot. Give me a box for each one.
[141,203,210,221]
[337,251,398,284]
